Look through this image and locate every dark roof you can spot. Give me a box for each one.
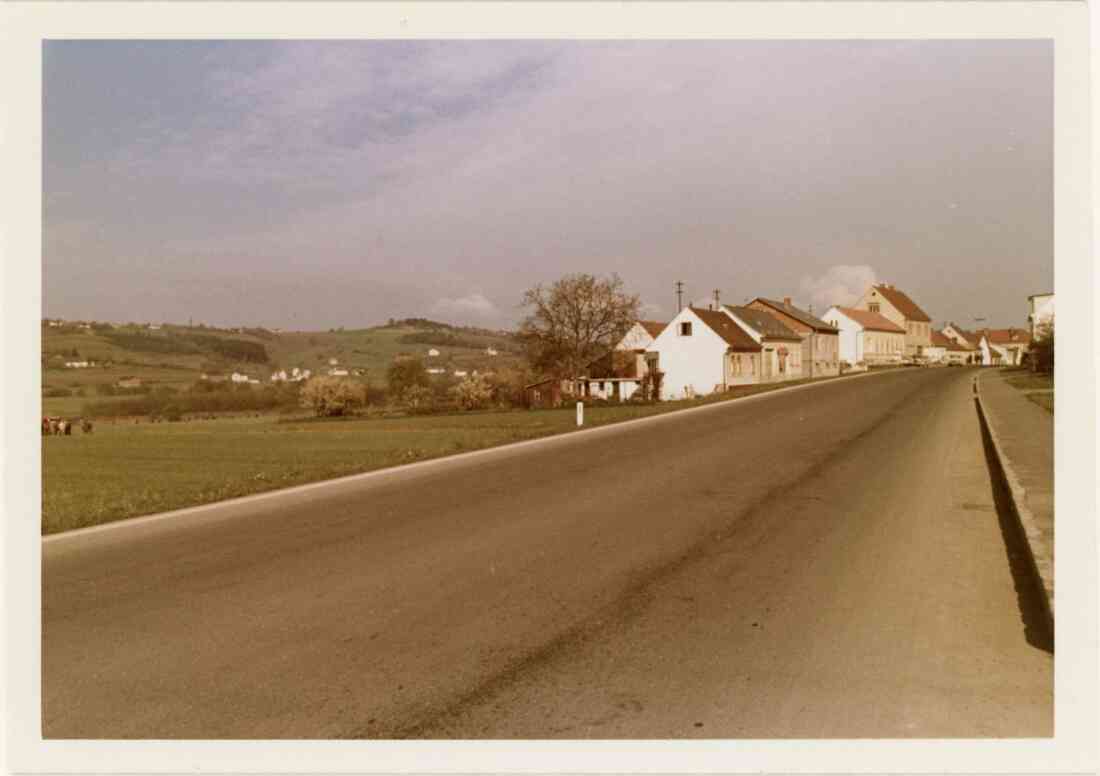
[871,285,931,322]
[585,351,640,379]
[751,298,838,333]
[723,305,803,341]
[637,320,668,338]
[833,307,906,333]
[688,307,761,351]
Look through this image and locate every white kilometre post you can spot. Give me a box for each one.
[576,401,584,426]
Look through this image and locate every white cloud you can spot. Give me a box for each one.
[431,293,499,321]
[798,264,878,311]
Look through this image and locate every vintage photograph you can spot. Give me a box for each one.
[37,36,1057,743]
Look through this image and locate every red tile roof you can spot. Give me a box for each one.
[638,320,668,338]
[943,325,979,348]
[689,307,761,351]
[834,307,906,333]
[872,285,931,323]
[931,329,971,351]
[983,328,1031,345]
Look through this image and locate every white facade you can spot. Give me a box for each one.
[648,308,731,400]
[428,348,440,357]
[616,322,660,351]
[328,368,349,376]
[64,361,91,368]
[823,307,864,365]
[427,367,446,375]
[486,347,498,356]
[231,372,251,383]
[1028,293,1054,339]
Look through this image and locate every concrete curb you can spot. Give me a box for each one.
[973,371,1054,635]
[45,367,916,543]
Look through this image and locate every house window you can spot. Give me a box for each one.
[869,303,880,313]
[680,321,692,336]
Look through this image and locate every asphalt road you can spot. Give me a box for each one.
[43,368,1052,739]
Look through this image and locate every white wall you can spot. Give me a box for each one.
[823,307,863,365]
[616,323,656,351]
[649,308,728,400]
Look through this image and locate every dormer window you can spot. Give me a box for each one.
[680,321,693,336]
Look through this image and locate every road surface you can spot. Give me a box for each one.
[43,368,1052,738]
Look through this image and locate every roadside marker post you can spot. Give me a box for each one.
[577,401,584,427]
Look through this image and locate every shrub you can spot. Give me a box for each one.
[299,376,366,417]
[1030,324,1053,374]
[387,357,430,399]
[451,374,494,410]
[401,385,435,414]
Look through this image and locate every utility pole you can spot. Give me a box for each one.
[713,289,721,310]
[675,281,684,312]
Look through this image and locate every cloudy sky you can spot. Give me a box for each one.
[44,39,1052,330]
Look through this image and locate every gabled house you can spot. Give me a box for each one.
[746,297,839,377]
[579,320,671,401]
[648,306,761,400]
[979,328,1031,366]
[855,284,932,358]
[722,305,805,382]
[822,307,906,367]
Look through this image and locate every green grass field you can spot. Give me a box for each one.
[1003,368,1054,414]
[41,375,844,534]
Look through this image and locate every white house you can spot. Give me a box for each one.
[328,367,349,377]
[485,347,499,357]
[616,320,668,352]
[64,360,91,368]
[822,307,906,367]
[648,306,762,400]
[1027,293,1054,339]
[270,369,289,382]
[328,358,339,366]
[231,372,251,383]
[978,329,1030,366]
[453,370,469,377]
[428,348,441,357]
[427,367,446,375]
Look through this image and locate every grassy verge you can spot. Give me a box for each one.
[42,371,863,534]
[1002,368,1054,414]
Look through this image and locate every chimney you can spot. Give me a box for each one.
[783,296,792,308]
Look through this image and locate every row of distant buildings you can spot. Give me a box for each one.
[528,284,1053,406]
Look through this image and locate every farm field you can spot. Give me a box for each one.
[41,373,850,534]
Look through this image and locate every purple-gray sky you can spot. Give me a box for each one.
[43,39,1052,330]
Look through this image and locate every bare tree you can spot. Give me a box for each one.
[517,273,641,379]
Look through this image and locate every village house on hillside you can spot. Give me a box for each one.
[746,297,839,377]
[822,306,906,367]
[1027,292,1054,339]
[649,306,761,400]
[722,305,805,382]
[854,284,932,359]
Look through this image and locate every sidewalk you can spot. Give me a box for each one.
[976,369,1054,628]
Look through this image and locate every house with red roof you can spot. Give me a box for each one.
[928,329,977,365]
[979,328,1031,366]
[648,306,762,399]
[854,284,932,359]
[822,306,906,368]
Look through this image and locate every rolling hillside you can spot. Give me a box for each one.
[41,319,523,416]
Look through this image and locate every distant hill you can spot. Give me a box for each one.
[41,318,523,414]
